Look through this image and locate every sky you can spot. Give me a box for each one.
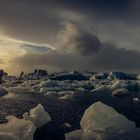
[0,0,140,75]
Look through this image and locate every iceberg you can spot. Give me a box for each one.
[0,116,36,140]
[23,104,51,128]
[0,87,8,97]
[66,102,140,140]
[0,104,51,140]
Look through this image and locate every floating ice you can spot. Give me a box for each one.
[58,91,74,100]
[6,86,31,93]
[59,94,74,100]
[110,80,137,92]
[0,87,8,97]
[0,104,51,140]
[2,92,20,99]
[40,80,58,88]
[66,102,140,140]
[90,73,108,80]
[57,91,74,96]
[0,116,36,140]
[66,129,82,140]
[44,91,57,96]
[110,80,128,91]
[90,85,110,92]
[23,104,51,127]
[50,72,87,81]
[39,87,61,94]
[112,88,129,97]
[108,72,131,80]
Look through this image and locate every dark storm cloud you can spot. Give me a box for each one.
[1,0,140,73]
[9,19,140,73]
[0,0,61,42]
[0,0,139,42]
[11,43,140,73]
[91,43,140,72]
[11,51,90,72]
[56,22,102,55]
[55,0,132,15]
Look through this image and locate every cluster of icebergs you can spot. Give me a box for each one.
[24,78,140,100]
[1,71,140,100]
[0,71,140,139]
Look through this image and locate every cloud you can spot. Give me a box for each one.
[10,51,88,73]
[90,43,140,72]
[20,44,53,53]
[0,0,140,53]
[56,22,102,56]
[0,0,140,76]
[10,42,140,74]
[0,20,140,75]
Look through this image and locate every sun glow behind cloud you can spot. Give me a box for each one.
[0,32,55,75]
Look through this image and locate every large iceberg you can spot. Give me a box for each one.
[0,104,51,140]
[66,102,140,140]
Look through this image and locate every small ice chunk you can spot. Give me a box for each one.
[23,104,51,127]
[59,94,74,100]
[63,123,72,128]
[90,85,110,92]
[0,87,8,97]
[0,104,51,140]
[112,88,129,97]
[40,80,58,87]
[2,92,19,99]
[133,97,139,103]
[110,80,128,91]
[0,116,36,140]
[44,91,57,96]
[57,91,74,96]
[66,130,82,140]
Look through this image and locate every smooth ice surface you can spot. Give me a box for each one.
[66,102,140,140]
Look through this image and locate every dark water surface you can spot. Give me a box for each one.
[0,91,140,140]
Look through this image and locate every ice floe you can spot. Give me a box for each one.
[66,102,140,140]
[112,88,129,97]
[0,104,51,140]
[0,87,8,97]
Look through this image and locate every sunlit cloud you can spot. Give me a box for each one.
[0,32,55,75]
